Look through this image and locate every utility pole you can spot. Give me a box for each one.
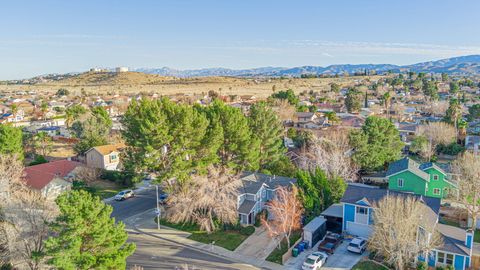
[156,185,161,230]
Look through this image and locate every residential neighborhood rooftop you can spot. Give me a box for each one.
[23,159,82,190]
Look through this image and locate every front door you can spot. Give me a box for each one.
[248,212,254,224]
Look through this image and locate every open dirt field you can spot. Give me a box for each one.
[0,72,385,98]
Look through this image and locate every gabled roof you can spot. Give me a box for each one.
[296,112,315,118]
[238,172,296,195]
[386,157,430,181]
[436,223,471,256]
[419,162,448,176]
[341,184,441,230]
[86,143,125,156]
[238,200,256,215]
[24,160,82,190]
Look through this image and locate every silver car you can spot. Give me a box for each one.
[115,190,135,201]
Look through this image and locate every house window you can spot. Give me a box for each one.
[262,189,266,199]
[433,174,439,181]
[437,252,454,265]
[433,188,440,195]
[356,206,368,215]
[111,154,117,160]
[398,178,404,187]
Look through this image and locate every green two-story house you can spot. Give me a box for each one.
[386,157,457,198]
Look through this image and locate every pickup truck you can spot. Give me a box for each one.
[318,232,343,254]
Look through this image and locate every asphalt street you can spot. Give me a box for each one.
[109,187,158,221]
[107,188,258,270]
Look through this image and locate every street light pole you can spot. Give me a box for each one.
[156,185,160,230]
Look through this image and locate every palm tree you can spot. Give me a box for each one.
[40,101,49,120]
[65,108,74,128]
[382,91,392,118]
[34,131,53,157]
[10,104,18,118]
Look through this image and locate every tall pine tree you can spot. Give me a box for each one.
[248,102,285,171]
[0,124,23,159]
[44,190,135,269]
[121,98,209,182]
[201,100,260,171]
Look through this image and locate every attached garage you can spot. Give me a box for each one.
[345,221,372,238]
[321,203,343,233]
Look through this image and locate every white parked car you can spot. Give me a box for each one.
[115,190,135,201]
[302,251,328,270]
[347,237,367,254]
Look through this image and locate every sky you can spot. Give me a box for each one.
[1,0,480,79]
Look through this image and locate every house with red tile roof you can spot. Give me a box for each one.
[23,159,82,199]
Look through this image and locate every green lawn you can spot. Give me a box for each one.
[352,260,389,270]
[89,180,125,199]
[265,230,302,265]
[158,218,254,251]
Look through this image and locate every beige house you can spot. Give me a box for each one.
[24,159,82,200]
[85,143,124,170]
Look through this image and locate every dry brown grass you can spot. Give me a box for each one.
[0,72,386,98]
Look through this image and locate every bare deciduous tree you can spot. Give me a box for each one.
[451,152,480,229]
[297,131,358,181]
[0,154,57,270]
[414,122,456,161]
[369,195,442,270]
[271,99,296,123]
[74,166,101,184]
[262,186,303,249]
[165,166,241,233]
[417,122,456,146]
[422,100,449,117]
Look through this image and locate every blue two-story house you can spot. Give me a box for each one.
[333,184,473,270]
[237,172,296,225]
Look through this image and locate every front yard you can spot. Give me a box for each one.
[89,180,126,199]
[265,230,302,264]
[352,260,389,270]
[157,218,255,251]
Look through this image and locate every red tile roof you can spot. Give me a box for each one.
[24,160,82,190]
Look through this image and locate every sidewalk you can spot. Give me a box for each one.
[125,209,286,270]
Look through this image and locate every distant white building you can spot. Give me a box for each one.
[115,67,129,73]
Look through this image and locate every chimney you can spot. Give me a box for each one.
[466,229,474,250]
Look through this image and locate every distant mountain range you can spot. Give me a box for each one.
[134,55,480,77]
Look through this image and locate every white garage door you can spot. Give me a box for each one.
[346,221,372,238]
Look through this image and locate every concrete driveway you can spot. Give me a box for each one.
[234,226,278,260]
[323,241,365,269]
[284,240,365,269]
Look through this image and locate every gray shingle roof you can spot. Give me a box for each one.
[386,157,430,181]
[419,162,447,175]
[238,200,256,215]
[436,223,471,256]
[238,172,296,195]
[340,184,441,230]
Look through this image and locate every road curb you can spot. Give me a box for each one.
[127,209,284,270]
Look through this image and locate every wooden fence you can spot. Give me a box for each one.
[281,237,303,265]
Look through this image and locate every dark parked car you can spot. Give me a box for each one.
[159,193,168,204]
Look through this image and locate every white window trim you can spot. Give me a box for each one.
[436,250,454,266]
[398,178,404,188]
